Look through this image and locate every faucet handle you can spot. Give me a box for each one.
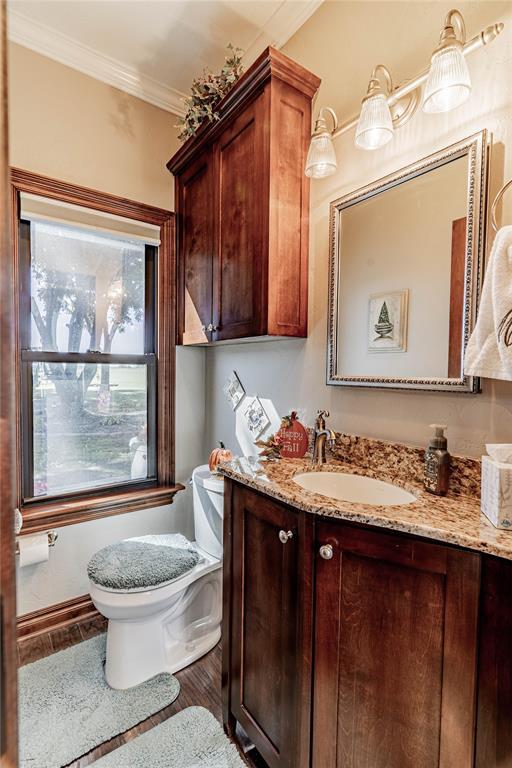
[315,409,330,429]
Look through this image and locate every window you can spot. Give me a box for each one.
[13,169,177,530]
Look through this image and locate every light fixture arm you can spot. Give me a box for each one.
[324,18,503,141]
[444,8,467,45]
[314,106,338,136]
[366,64,393,98]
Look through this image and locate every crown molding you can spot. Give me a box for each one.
[242,0,324,66]
[8,9,187,117]
[8,1,324,118]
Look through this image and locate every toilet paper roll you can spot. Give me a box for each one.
[18,533,49,567]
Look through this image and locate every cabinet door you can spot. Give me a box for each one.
[176,148,214,344]
[475,557,512,767]
[313,523,480,768]
[213,92,268,341]
[228,483,311,768]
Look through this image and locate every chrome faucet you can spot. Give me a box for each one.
[312,410,335,465]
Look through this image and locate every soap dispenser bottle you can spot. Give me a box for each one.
[424,424,451,496]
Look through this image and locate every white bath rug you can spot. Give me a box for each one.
[18,634,180,768]
[93,706,246,767]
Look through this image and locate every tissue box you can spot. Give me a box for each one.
[481,454,512,529]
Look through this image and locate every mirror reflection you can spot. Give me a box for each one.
[328,134,487,392]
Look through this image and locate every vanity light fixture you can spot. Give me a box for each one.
[355,65,395,150]
[305,107,338,178]
[305,10,504,177]
[422,9,471,114]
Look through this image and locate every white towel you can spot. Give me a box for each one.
[465,225,512,380]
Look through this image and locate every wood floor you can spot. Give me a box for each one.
[17,614,108,667]
[18,621,264,767]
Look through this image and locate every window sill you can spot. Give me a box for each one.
[19,484,185,535]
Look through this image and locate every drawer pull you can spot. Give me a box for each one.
[319,544,334,560]
[279,529,293,544]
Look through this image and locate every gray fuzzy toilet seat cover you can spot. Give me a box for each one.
[87,534,201,591]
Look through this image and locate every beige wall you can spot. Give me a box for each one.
[8,42,179,209]
[8,42,207,614]
[206,1,512,459]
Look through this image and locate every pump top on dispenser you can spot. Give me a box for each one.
[424,424,450,496]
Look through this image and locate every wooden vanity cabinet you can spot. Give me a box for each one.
[224,479,512,768]
[313,521,480,768]
[222,482,314,768]
[168,47,320,345]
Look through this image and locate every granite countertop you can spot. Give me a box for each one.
[219,455,512,561]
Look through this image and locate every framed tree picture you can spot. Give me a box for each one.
[368,289,409,353]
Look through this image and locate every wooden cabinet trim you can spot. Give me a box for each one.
[312,522,343,768]
[167,47,320,176]
[439,549,481,766]
[267,79,311,337]
[336,524,449,574]
[176,148,214,345]
[475,556,512,767]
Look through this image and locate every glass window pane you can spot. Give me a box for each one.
[30,221,146,354]
[32,363,151,497]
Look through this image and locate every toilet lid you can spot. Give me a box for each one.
[87,534,201,592]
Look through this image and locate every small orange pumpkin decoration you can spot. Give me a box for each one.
[209,441,233,473]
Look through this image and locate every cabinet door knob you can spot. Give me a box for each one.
[319,544,334,560]
[279,529,293,544]
[206,323,214,332]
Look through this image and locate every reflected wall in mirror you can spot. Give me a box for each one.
[327,131,487,392]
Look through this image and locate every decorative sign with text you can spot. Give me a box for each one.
[277,412,308,459]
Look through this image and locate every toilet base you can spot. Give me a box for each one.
[102,566,222,690]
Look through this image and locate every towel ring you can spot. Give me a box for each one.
[491,178,512,232]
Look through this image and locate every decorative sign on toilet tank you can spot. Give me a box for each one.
[277,412,308,459]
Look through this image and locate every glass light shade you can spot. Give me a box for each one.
[354,94,393,151]
[422,46,471,113]
[305,133,337,178]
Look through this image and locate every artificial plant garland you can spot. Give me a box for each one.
[177,44,244,141]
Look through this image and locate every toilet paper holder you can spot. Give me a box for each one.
[15,530,59,555]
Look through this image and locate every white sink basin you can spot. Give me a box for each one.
[292,471,416,506]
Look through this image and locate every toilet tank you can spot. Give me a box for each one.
[192,465,224,560]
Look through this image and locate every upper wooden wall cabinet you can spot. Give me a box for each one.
[167,47,321,345]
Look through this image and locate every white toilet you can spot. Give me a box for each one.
[88,465,224,690]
